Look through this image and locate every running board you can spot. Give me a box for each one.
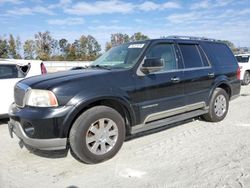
[131,109,208,134]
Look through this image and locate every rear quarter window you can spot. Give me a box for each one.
[201,42,237,67]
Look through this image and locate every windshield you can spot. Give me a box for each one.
[236,55,249,63]
[92,42,147,69]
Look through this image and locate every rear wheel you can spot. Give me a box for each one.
[202,88,229,122]
[69,106,125,164]
[242,71,250,85]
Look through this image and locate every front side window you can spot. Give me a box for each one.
[146,43,177,72]
[179,44,204,68]
[92,42,147,69]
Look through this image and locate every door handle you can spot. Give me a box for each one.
[208,72,215,78]
[171,77,180,83]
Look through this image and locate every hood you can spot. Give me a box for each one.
[20,69,110,89]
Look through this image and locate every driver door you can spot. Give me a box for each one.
[134,42,185,124]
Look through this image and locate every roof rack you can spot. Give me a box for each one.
[167,35,218,42]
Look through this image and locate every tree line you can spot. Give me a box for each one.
[0,31,149,61]
[0,31,241,61]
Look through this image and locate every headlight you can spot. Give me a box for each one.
[26,89,58,107]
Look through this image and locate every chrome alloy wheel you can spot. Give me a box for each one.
[214,94,227,117]
[86,118,118,155]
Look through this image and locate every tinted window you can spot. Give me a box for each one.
[236,55,249,63]
[147,43,177,71]
[0,65,19,79]
[201,43,237,67]
[198,46,210,67]
[179,44,204,68]
[0,64,26,79]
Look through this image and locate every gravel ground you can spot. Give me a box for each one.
[0,86,250,188]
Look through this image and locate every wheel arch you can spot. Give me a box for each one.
[62,97,135,138]
[209,81,232,103]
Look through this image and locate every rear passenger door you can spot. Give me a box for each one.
[177,41,215,107]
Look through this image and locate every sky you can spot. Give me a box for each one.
[0,0,250,50]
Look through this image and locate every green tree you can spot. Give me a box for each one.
[59,38,69,59]
[15,36,22,59]
[105,42,112,51]
[77,35,88,60]
[8,34,17,58]
[8,35,22,59]
[0,37,9,58]
[66,43,77,61]
[86,35,101,60]
[130,32,149,42]
[23,40,36,59]
[34,31,54,60]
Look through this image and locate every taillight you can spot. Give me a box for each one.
[41,63,47,74]
[237,67,241,80]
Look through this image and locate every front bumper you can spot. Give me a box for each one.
[8,103,74,150]
[8,118,67,150]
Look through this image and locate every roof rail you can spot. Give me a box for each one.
[167,35,218,42]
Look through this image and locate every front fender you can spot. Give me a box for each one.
[60,88,136,138]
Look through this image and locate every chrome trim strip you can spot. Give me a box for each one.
[131,108,209,134]
[144,102,206,123]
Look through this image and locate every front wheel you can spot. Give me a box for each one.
[202,88,229,122]
[69,106,125,164]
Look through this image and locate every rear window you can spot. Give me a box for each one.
[0,64,30,79]
[236,55,249,63]
[179,44,205,68]
[201,43,237,67]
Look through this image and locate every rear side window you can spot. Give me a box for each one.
[201,43,237,67]
[0,64,29,79]
[179,44,205,68]
[0,65,19,79]
[236,55,249,63]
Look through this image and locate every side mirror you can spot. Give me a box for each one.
[140,58,164,74]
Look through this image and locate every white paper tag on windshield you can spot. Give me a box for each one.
[128,44,145,48]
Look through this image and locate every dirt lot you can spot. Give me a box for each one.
[0,86,250,188]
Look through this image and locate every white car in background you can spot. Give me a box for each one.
[0,59,47,118]
[235,54,250,85]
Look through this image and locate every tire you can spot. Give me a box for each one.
[242,71,250,85]
[202,88,229,122]
[69,106,125,164]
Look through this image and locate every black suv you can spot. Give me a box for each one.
[8,36,241,164]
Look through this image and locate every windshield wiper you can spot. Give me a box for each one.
[88,65,112,70]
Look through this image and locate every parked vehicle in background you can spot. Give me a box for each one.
[70,66,85,70]
[0,59,47,118]
[8,36,241,164]
[235,54,250,85]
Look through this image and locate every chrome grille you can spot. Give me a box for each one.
[14,83,30,108]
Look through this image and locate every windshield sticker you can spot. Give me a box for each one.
[128,44,145,48]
